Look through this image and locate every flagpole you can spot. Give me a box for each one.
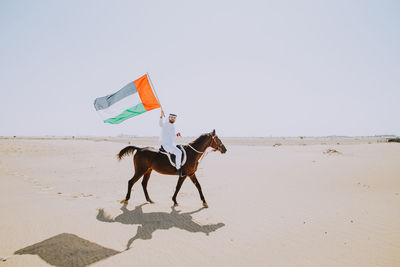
[146,72,165,117]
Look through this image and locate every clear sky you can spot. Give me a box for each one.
[1,0,399,137]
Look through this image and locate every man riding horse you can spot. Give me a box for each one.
[118,120,227,207]
[159,110,185,177]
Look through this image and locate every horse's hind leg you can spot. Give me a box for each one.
[189,173,208,208]
[141,170,154,203]
[121,168,147,204]
[172,176,186,207]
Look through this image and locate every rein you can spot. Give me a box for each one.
[188,144,204,154]
[188,134,221,154]
[182,134,224,168]
[187,134,223,166]
[198,135,219,163]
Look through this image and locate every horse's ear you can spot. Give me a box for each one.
[212,129,216,136]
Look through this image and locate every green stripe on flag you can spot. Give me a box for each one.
[104,103,147,124]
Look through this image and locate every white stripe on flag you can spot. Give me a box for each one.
[96,93,142,120]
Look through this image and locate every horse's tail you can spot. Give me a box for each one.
[117,146,140,161]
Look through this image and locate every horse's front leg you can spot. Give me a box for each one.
[172,176,186,207]
[189,173,208,208]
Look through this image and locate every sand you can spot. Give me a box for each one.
[0,137,400,266]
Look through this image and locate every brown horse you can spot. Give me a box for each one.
[117,130,227,208]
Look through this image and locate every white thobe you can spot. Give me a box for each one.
[159,118,182,169]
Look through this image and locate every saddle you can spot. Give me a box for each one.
[159,145,187,168]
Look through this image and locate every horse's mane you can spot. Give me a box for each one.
[189,133,210,146]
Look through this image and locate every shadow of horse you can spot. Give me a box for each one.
[96,204,225,250]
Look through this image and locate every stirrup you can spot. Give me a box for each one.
[177,168,185,177]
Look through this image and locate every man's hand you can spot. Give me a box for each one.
[161,110,165,118]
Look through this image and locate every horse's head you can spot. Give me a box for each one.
[209,129,227,154]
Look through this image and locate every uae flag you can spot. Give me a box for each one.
[94,74,161,124]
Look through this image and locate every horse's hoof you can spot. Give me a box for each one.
[120,199,128,204]
[203,202,208,208]
[172,203,178,207]
[148,200,154,204]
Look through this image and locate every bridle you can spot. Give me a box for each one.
[188,134,224,154]
[187,134,224,165]
[209,134,224,152]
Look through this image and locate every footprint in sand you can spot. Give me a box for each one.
[357,182,370,189]
[323,149,342,155]
[72,193,94,199]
